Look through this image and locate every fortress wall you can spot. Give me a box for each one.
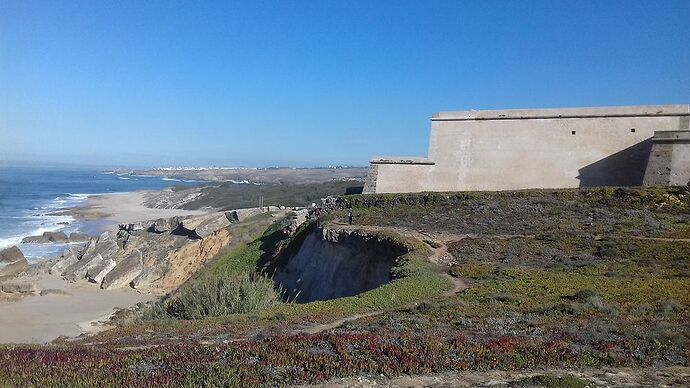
[367,162,435,193]
[643,131,690,186]
[368,105,690,193]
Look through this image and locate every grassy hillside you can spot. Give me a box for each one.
[0,187,688,387]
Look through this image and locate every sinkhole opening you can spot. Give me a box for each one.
[269,227,409,303]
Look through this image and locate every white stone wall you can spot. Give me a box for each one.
[370,105,690,193]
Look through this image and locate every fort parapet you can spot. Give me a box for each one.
[363,105,690,193]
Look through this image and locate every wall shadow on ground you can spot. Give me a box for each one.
[577,138,653,187]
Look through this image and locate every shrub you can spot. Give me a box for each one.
[166,273,281,320]
[656,299,681,316]
[572,289,599,302]
[515,374,589,388]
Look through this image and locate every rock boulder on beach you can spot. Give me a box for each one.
[0,246,25,264]
[21,231,90,244]
[21,231,69,244]
[0,246,29,279]
[0,282,37,294]
[68,233,91,243]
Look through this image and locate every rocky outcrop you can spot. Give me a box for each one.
[143,187,203,209]
[184,213,233,238]
[1,246,25,263]
[0,246,29,279]
[150,228,232,292]
[49,212,235,294]
[62,235,120,282]
[49,246,82,275]
[21,231,91,244]
[39,288,72,296]
[1,282,37,294]
[285,209,310,235]
[100,250,143,289]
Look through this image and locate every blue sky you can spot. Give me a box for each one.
[1,0,689,168]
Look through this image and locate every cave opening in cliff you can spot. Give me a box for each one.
[268,227,409,303]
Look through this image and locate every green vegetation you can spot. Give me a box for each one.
[337,187,690,237]
[181,180,363,210]
[163,273,281,320]
[515,374,589,388]
[1,187,687,386]
[146,219,451,322]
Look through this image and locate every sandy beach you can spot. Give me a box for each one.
[0,273,155,343]
[0,190,212,344]
[64,190,207,228]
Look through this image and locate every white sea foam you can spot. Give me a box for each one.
[66,193,92,200]
[0,223,69,250]
[161,177,201,183]
[0,236,23,249]
[0,193,88,250]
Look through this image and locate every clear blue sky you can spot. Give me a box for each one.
[1,0,689,168]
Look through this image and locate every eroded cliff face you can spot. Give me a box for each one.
[272,226,409,303]
[49,212,234,294]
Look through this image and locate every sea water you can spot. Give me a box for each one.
[0,165,200,261]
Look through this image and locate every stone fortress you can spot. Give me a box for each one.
[363,105,690,193]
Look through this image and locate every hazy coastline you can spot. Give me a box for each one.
[59,191,207,228]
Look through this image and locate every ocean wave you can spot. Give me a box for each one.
[46,194,92,210]
[119,177,131,180]
[0,236,23,249]
[66,193,92,200]
[0,224,69,250]
[156,177,202,183]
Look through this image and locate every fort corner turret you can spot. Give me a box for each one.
[363,105,690,193]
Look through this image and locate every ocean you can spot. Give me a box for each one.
[0,165,200,261]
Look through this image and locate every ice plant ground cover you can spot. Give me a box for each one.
[0,187,688,386]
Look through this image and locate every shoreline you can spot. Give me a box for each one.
[0,189,211,344]
[8,189,207,260]
[58,190,207,231]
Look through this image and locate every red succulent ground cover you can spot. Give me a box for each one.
[0,330,640,387]
[1,188,688,386]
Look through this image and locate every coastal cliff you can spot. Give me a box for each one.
[47,211,257,294]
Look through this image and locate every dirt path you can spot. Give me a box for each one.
[633,236,690,242]
[289,223,468,336]
[301,366,690,387]
[294,311,385,335]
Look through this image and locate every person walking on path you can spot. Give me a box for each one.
[348,210,353,225]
